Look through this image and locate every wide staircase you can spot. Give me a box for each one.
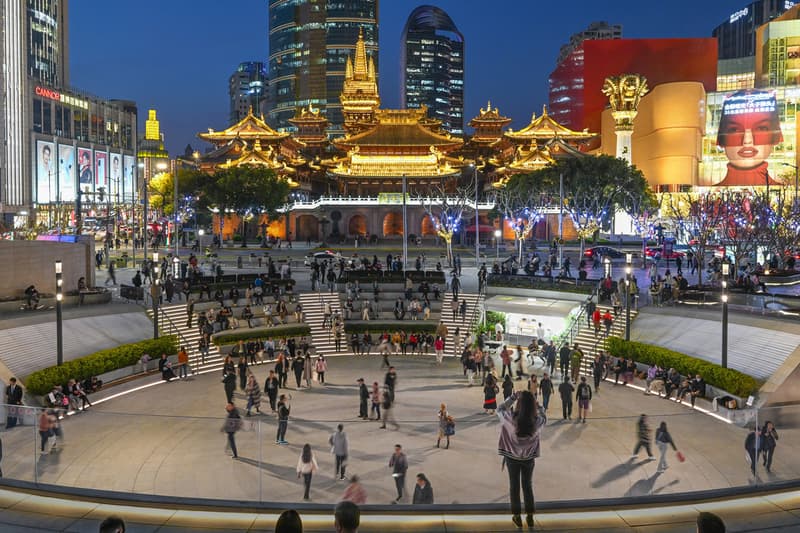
[297,292,346,355]
[145,304,224,372]
[574,305,639,377]
[441,291,483,355]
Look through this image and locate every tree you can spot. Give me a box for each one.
[201,165,291,247]
[753,189,800,268]
[147,168,207,216]
[494,172,557,263]
[661,192,728,286]
[527,155,652,257]
[420,180,474,267]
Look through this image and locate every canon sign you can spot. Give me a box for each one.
[35,85,61,101]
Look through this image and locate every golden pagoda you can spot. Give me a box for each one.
[287,105,329,152]
[340,28,380,134]
[469,101,512,146]
[199,107,290,145]
[505,105,596,147]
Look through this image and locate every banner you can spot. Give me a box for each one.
[123,155,135,203]
[94,150,107,191]
[57,144,76,202]
[35,140,55,203]
[109,152,121,200]
[78,147,93,193]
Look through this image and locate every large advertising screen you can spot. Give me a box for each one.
[35,140,55,203]
[123,154,135,202]
[109,152,121,200]
[701,87,799,187]
[94,150,107,191]
[78,147,93,193]
[57,144,76,202]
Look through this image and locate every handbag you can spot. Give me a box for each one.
[676,451,685,463]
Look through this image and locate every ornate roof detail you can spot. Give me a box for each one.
[198,107,289,145]
[340,28,380,133]
[335,109,463,150]
[470,101,512,123]
[505,104,595,143]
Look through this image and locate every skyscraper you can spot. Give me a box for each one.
[267,0,378,134]
[401,5,464,135]
[229,61,268,124]
[2,0,70,212]
[556,21,621,67]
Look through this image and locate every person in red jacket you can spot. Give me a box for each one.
[591,308,602,337]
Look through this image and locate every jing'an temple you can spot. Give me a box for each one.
[189,31,606,244]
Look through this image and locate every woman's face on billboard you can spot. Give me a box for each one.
[719,111,776,169]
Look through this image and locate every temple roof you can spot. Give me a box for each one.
[288,105,328,125]
[469,101,512,126]
[505,105,595,142]
[335,109,463,150]
[198,107,289,145]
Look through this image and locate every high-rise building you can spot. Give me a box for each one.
[268,0,378,135]
[549,38,718,133]
[229,62,268,124]
[26,0,69,86]
[556,21,621,67]
[713,1,791,60]
[401,5,464,135]
[755,3,800,86]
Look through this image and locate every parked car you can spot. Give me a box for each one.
[583,246,626,260]
[304,250,340,266]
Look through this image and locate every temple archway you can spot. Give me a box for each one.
[420,215,437,236]
[348,214,367,236]
[295,215,319,241]
[382,212,404,236]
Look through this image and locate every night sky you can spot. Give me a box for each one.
[69,1,742,156]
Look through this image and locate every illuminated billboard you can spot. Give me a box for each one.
[109,152,121,199]
[95,150,107,190]
[78,147,93,192]
[35,140,55,203]
[701,87,799,187]
[123,155,135,202]
[58,144,76,202]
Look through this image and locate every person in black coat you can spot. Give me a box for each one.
[158,354,175,382]
[222,356,236,402]
[292,355,305,388]
[412,473,434,504]
[264,370,280,412]
[745,427,760,475]
[5,378,23,429]
[358,378,369,419]
[760,421,779,473]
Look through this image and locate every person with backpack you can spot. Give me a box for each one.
[539,373,554,413]
[655,421,678,473]
[575,376,592,423]
[497,390,546,529]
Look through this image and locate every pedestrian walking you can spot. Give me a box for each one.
[329,424,350,480]
[357,378,369,419]
[484,375,499,414]
[105,260,116,286]
[633,414,655,460]
[222,356,236,402]
[380,388,399,430]
[276,394,291,444]
[177,346,189,379]
[539,373,554,412]
[315,355,327,384]
[39,409,53,455]
[223,403,242,459]
[760,421,779,473]
[502,374,515,400]
[437,403,454,449]
[238,356,248,391]
[412,473,434,504]
[245,373,262,416]
[655,421,678,472]
[186,298,195,328]
[558,378,574,420]
[497,390,546,529]
[370,381,381,420]
[297,443,319,500]
[569,344,583,383]
[576,376,592,423]
[292,354,305,388]
[341,475,368,505]
[388,444,408,503]
[264,370,279,412]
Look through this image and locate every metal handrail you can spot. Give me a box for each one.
[157,307,196,373]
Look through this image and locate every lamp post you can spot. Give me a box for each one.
[721,262,729,369]
[55,260,63,366]
[402,174,408,272]
[603,256,612,279]
[494,229,501,259]
[473,164,480,267]
[151,252,160,339]
[173,163,180,258]
[625,253,632,341]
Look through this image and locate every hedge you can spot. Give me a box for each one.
[604,336,761,398]
[487,276,596,295]
[344,322,438,334]
[338,271,446,283]
[25,336,178,395]
[212,325,311,346]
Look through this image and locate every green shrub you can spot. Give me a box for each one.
[604,337,761,397]
[213,325,311,345]
[475,310,506,336]
[24,336,178,395]
[488,276,595,294]
[344,322,437,334]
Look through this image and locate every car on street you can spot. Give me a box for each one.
[304,250,340,266]
[583,246,626,260]
[644,246,685,260]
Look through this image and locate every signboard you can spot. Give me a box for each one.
[377,193,409,204]
[78,148,93,193]
[58,144,76,202]
[35,140,55,203]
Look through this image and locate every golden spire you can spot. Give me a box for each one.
[353,27,368,80]
[345,56,353,80]
[542,104,548,116]
[367,56,376,81]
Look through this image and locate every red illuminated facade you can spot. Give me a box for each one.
[548,38,718,134]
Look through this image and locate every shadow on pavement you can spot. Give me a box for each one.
[591,458,647,489]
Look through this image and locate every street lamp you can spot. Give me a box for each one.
[721,262,729,369]
[625,253,632,341]
[472,164,480,267]
[55,260,63,366]
[402,173,408,272]
[151,252,160,339]
[603,256,612,279]
[494,229,501,259]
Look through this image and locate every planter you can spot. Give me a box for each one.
[485,286,589,303]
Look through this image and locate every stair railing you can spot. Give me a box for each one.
[157,307,196,373]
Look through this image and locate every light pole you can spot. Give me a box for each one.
[173,163,179,258]
[625,253,632,341]
[473,164,480,267]
[402,174,408,272]
[55,260,63,366]
[721,262,729,369]
[151,252,160,339]
[494,229,501,260]
[603,256,612,279]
